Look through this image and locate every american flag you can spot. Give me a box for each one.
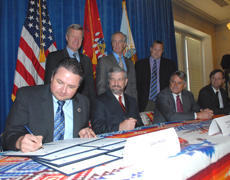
[12,0,57,101]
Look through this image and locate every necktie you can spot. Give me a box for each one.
[73,52,79,62]
[119,95,126,113]
[118,56,124,69]
[216,91,220,108]
[53,101,65,141]
[176,95,184,113]
[150,60,157,101]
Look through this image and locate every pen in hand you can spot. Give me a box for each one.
[24,125,44,149]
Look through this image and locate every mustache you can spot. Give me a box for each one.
[112,85,121,88]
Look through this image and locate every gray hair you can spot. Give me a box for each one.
[66,24,84,38]
[151,40,164,49]
[52,58,84,85]
[170,70,187,84]
[108,67,127,79]
[111,31,127,43]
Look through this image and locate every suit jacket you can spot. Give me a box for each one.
[44,47,95,101]
[154,87,201,124]
[135,57,177,112]
[197,84,230,115]
[96,53,137,100]
[1,85,90,151]
[90,88,143,134]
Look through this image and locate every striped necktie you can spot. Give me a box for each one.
[53,101,65,141]
[150,60,157,101]
[119,56,124,69]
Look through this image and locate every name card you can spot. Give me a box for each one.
[123,127,180,166]
[209,115,230,136]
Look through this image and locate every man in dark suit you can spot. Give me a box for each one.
[91,67,143,134]
[135,40,177,112]
[96,31,137,100]
[198,69,230,115]
[44,24,95,101]
[154,70,213,124]
[1,58,96,152]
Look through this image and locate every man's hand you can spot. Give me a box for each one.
[197,108,214,120]
[119,118,137,131]
[15,134,43,153]
[79,127,97,138]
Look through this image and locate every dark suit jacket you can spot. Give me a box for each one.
[1,85,90,151]
[154,87,201,124]
[135,57,177,112]
[197,84,230,115]
[96,53,137,100]
[90,89,143,134]
[44,47,95,101]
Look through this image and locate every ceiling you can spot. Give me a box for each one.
[173,0,230,24]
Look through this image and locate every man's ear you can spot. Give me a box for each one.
[183,83,187,89]
[125,78,128,86]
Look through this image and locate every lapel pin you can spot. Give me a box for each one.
[78,108,81,112]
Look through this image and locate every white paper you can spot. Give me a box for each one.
[37,146,96,161]
[36,149,108,166]
[99,141,126,150]
[4,138,102,156]
[81,138,127,147]
[123,127,180,166]
[209,115,230,136]
[37,155,119,176]
[107,149,124,158]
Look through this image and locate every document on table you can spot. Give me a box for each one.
[80,138,127,147]
[37,154,120,176]
[4,138,103,157]
[35,149,109,166]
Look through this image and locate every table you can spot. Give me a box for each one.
[1,117,230,179]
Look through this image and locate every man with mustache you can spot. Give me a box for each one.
[90,67,143,134]
[154,70,213,124]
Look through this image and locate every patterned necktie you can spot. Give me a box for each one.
[176,95,184,113]
[118,56,124,69]
[119,95,126,113]
[53,101,65,141]
[150,60,157,101]
[73,52,79,62]
[216,91,220,108]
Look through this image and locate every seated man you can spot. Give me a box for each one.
[154,70,213,124]
[1,58,96,152]
[91,67,143,134]
[198,69,230,115]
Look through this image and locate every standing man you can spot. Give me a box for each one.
[91,67,143,134]
[135,40,177,112]
[96,31,137,100]
[1,58,96,152]
[44,24,95,101]
[198,69,230,115]
[154,70,213,124]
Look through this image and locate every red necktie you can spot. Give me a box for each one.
[119,95,126,113]
[176,95,184,113]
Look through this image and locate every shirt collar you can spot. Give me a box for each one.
[52,95,71,106]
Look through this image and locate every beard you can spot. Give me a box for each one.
[110,85,123,95]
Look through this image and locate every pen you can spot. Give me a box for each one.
[24,125,44,149]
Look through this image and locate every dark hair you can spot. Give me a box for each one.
[151,40,164,49]
[209,69,224,79]
[111,31,127,43]
[66,24,84,38]
[170,70,187,84]
[52,58,84,84]
[108,66,127,79]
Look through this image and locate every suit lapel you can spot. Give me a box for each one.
[107,89,126,116]
[72,95,82,137]
[208,84,219,107]
[109,53,120,67]
[41,86,54,141]
[166,87,176,111]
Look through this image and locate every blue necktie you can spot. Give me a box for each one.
[150,60,157,101]
[53,101,65,141]
[73,52,79,62]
